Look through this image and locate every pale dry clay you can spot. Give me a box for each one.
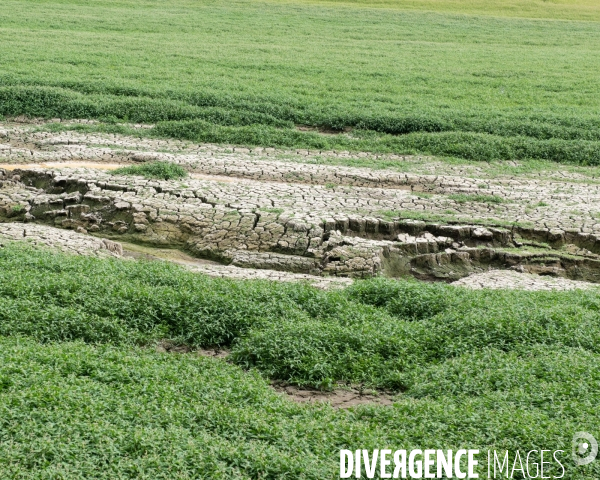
[1,121,599,289]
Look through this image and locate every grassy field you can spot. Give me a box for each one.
[296,0,600,21]
[2,1,600,477]
[0,244,599,478]
[2,0,600,162]
[110,161,188,180]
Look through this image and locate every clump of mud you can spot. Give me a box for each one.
[271,382,396,408]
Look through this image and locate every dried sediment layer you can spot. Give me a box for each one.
[3,126,600,238]
[2,222,596,291]
[184,263,353,289]
[3,123,600,192]
[3,165,600,282]
[1,167,389,277]
[0,223,122,258]
[3,121,600,281]
[452,270,597,291]
[121,241,351,288]
[0,221,351,288]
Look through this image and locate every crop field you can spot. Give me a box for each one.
[1,0,600,478]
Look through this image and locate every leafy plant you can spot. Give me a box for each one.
[110,161,188,180]
[0,244,599,478]
[448,193,505,204]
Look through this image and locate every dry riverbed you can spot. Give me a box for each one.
[1,119,599,291]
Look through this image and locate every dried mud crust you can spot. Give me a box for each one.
[271,383,396,408]
[121,241,352,289]
[0,121,428,178]
[0,223,350,289]
[154,342,231,359]
[3,122,600,284]
[452,269,598,291]
[2,120,599,183]
[0,223,123,258]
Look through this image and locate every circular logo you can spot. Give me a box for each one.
[572,432,598,466]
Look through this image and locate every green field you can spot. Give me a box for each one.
[299,0,600,21]
[0,244,599,478]
[2,1,600,477]
[2,0,600,162]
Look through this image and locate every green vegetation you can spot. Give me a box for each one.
[447,193,505,204]
[4,243,600,390]
[1,337,596,478]
[259,207,284,214]
[2,0,600,163]
[0,243,599,477]
[2,0,600,475]
[111,161,188,180]
[298,0,600,21]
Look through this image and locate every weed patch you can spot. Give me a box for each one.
[111,161,187,180]
[0,245,598,476]
[448,193,505,204]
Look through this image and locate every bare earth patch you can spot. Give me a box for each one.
[2,121,600,287]
[154,341,231,358]
[271,383,396,408]
[0,223,122,258]
[452,269,598,291]
[151,341,395,407]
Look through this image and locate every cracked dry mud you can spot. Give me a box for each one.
[271,384,396,408]
[1,120,600,290]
